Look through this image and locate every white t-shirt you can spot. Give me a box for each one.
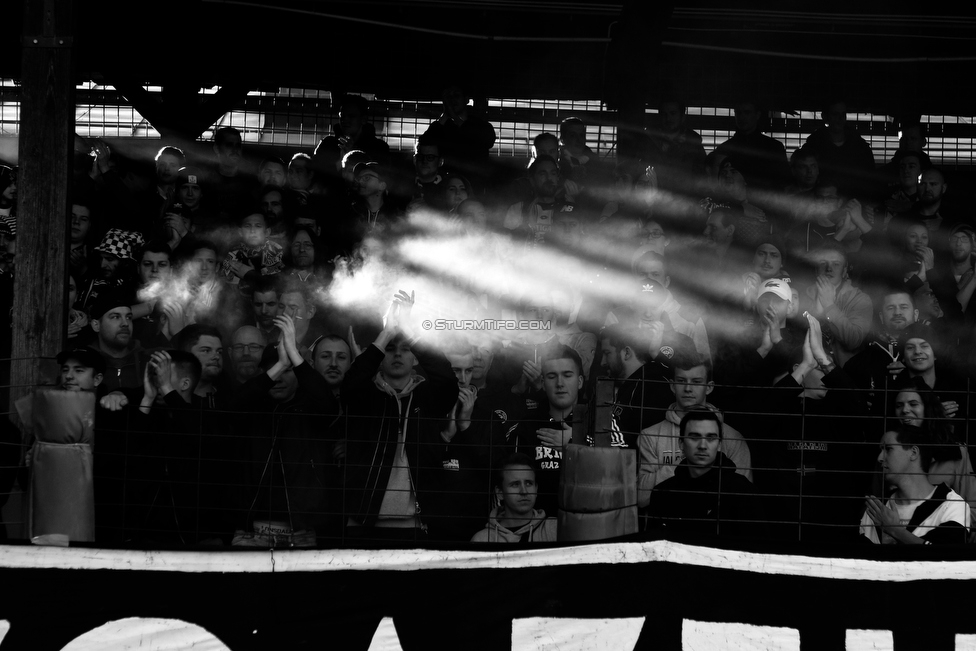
[859,485,971,544]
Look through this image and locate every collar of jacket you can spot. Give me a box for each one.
[372,373,425,398]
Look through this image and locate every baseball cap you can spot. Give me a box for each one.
[177,166,204,187]
[56,348,106,375]
[949,223,975,239]
[757,278,792,302]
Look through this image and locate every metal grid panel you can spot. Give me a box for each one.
[1,80,975,168]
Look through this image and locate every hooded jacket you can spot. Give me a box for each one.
[637,402,752,508]
[470,505,557,543]
[342,342,459,526]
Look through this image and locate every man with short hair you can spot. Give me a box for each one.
[174,323,226,407]
[714,100,790,191]
[134,145,185,235]
[802,99,877,197]
[470,453,557,543]
[503,345,585,516]
[228,325,267,386]
[79,228,144,312]
[412,136,446,208]
[310,333,352,393]
[805,243,873,367]
[639,99,706,193]
[646,409,762,538]
[205,126,257,225]
[250,275,280,342]
[503,155,574,250]
[342,291,459,540]
[638,352,752,507]
[233,314,343,541]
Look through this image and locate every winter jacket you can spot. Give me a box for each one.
[470,506,557,543]
[342,342,459,526]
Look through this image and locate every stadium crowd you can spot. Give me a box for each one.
[1,88,974,548]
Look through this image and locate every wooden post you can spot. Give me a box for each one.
[12,0,74,406]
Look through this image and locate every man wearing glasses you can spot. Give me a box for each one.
[228,325,267,387]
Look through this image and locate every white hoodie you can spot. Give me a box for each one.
[470,506,558,543]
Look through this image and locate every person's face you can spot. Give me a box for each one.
[600,338,625,379]
[814,185,842,214]
[191,248,217,283]
[414,145,441,179]
[191,335,224,380]
[339,104,364,140]
[680,419,721,471]
[215,133,243,168]
[178,182,202,208]
[313,339,352,388]
[905,224,929,252]
[99,252,121,278]
[753,244,783,279]
[261,191,284,220]
[533,137,558,161]
[269,367,299,401]
[918,170,946,205]
[552,215,582,247]
[496,465,538,517]
[70,205,91,244]
[381,339,416,380]
[659,102,683,133]
[95,306,133,349]
[880,293,917,332]
[824,102,847,131]
[252,290,278,328]
[458,201,487,225]
[640,221,670,254]
[471,345,493,384]
[791,155,819,189]
[756,293,790,322]
[950,231,974,263]
[671,365,712,409]
[915,284,942,320]
[287,158,313,191]
[60,362,101,392]
[900,126,926,152]
[139,251,171,286]
[442,86,468,115]
[445,178,468,209]
[290,231,315,268]
[734,103,760,133]
[259,162,286,188]
[903,337,935,373]
[355,170,385,197]
[815,250,847,287]
[530,161,559,198]
[447,353,475,387]
[560,123,587,155]
[894,391,924,427]
[877,430,916,479]
[521,298,553,324]
[1,172,15,202]
[68,275,78,307]
[241,213,269,248]
[719,164,747,199]
[542,358,582,410]
[156,153,182,185]
[229,331,265,381]
[704,212,733,246]
[898,155,921,189]
[635,258,669,288]
[278,291,311,322]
